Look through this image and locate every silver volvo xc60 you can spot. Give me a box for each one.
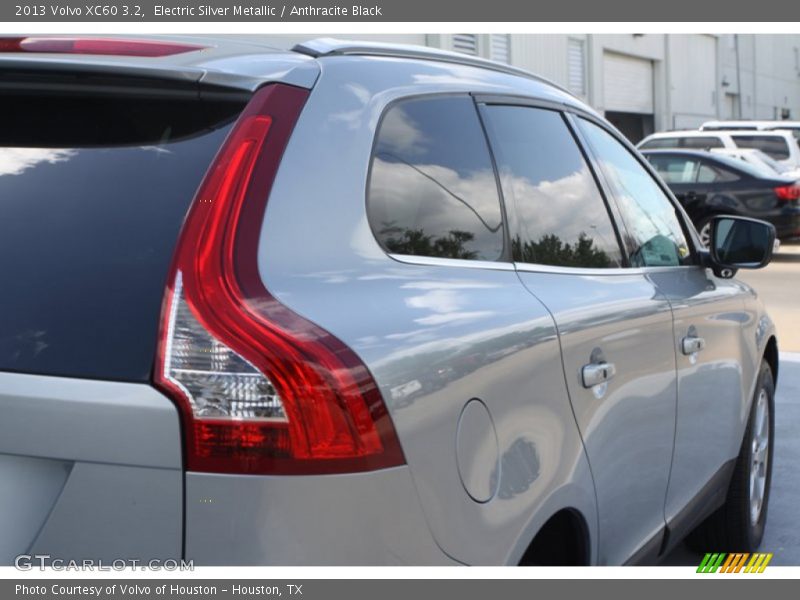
[0,36,778,566]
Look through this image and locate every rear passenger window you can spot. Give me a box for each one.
[732,135,791,160]
[481,105,623,268]
[648,156,701,183]
[681,136,725,150]
[368,96,504,261]
[639,137,681,150]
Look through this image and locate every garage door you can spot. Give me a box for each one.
[603,52,654,114]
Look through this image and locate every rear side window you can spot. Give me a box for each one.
[368,96,505,261]
[0,89,245,381]
[640,136,724,151]
[648,156,739,184]
[681,136,725,150]
[639,137,681,150]
[481,105,623,268]
[731,135,791,160]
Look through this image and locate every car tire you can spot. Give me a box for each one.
[686,360,775,552]
[695,216,714,249]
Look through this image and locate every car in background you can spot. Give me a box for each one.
[710,148,800,181]
[643,149,800,244]
[637,129,800,172]
[700,120,800,142]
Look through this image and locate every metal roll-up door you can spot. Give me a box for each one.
[603,52,654,114]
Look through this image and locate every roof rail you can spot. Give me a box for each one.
[292,37,576,99]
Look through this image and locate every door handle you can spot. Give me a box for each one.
[681,335,706,355]
[581,362,616,388]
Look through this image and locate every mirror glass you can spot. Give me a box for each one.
[711,217,774,268]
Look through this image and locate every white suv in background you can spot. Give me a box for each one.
[637,129,800,171]
[700,120,800,141]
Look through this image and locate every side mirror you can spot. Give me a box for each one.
[705,216,775,278]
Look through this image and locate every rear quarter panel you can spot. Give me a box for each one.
[248,56,598,565]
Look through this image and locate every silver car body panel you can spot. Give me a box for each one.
[516,269,677,565]
[238,55,599,565]
[0,372,182,563]
[648,269,755,523]
[185,467,457,565]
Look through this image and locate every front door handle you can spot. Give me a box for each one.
[681,335,706,355]
[581,362,616,388]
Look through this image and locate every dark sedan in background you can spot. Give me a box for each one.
[642,149,800,245]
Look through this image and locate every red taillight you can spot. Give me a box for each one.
[775,184,800,201]
[0,37,204,57]
[154,83,405,475]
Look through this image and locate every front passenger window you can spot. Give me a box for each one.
[579,119,692,268]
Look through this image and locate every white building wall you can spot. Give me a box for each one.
[585,34,665,117]
[248,33,800,133]
[666,34,718,129]
[753,35,800,118]
[505,34,577,88]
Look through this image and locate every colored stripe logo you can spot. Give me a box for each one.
[697,552,773,573]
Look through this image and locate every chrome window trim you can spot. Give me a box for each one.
[387,253,515,271]
[387,253,695,276]
[514,261,694,276]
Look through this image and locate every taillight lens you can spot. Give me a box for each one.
[155,83,405,475]
[775,184,800,201]
[0,37,204,57]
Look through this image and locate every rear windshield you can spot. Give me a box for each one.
[731,135,791,160]
[0,88,245,381]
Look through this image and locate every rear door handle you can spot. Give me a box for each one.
[581,362,616,388]
[681,336,706,355]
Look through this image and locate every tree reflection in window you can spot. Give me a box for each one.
[379,222,479,260]
[481,105,625,269]
[367,96,505,261]
[513,233,613,268]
